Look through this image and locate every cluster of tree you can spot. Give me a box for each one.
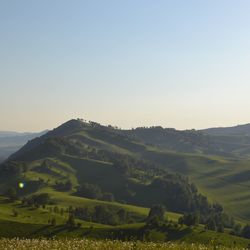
[76,183,114,202]
[71,205,141,225]
[178,204,234,233]
[144,204,244,243]
[46,207,80,228]
[5,187,17,201]
[229,223,250,240]
[54,180,73,191]
[48,217,57,226]
[120,126,220,155]
[64,212,82,228]
[50,138,164,179]
[177,210,250,242]
[68,146,216,220]
[23,179,47,194]
[35,160,56,175]
[146,205,166,227]
[21,193,50,207]
[241,225,250,239]
[0,161,27,177]
[178,213,199,227]
[71,148,223,221]
[47,205,65,216]
[148,176,210,215]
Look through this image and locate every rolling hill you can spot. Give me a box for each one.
[201,123,250,136]
[122,125,250,158]
[2,119,250,221]
[2,120,210,216]
[1,119,250,245]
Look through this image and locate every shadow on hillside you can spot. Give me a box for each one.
[29,224,81,238]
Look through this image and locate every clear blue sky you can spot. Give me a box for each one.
[1,0,250,131]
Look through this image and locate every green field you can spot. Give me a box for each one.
[0,195,249,248]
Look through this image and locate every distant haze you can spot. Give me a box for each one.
[1,1,250,132]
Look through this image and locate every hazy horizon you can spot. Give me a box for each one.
[1,118,250,134]
[1,1,250,132]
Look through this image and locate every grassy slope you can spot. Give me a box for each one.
[0,191,180,226]
[16,127,250,223]
[145,149,250,223]
[186,157,250,223]
[3,121,250,245]
[0,194,184,240]
[0,218,249,248]
[1,172,249,246]
[65,131,250,224]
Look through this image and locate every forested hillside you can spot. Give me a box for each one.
[1,119,250,246]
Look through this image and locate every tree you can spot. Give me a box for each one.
[77,183,102,199]
[21,197,28,206]
[231,223,242,236]
[205,217,217,231]
[12,209,18,217]
[147,205,166,225]
[51,217,56,226]
[217,223,224,233]
[113,159,130,175]
[60,208,64,216]
[91,205,120,225]
[178,213,199,227]
[102,192,114,202]
[65,180,73,191]
[55,179,73,191]
[5,187,17,201]
[30,193,50,206]
[117,209,127,223]
[66,213,76,227]
[53,206,59,213]
[241,224,250,239]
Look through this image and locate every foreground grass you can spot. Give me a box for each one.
[0,238,247,250]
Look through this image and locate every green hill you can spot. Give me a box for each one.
[122,125,250,157]
[1,119,250,246]
[201,123,250,136]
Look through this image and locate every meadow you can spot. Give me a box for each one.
[0,238,248,250]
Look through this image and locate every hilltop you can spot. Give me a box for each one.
[3,119,250,222]
[1,119,250,246]
[201,123,250,136]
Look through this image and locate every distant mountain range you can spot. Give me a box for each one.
[0,130,48,162]
[201,123,250,136]
[121,123,250,157]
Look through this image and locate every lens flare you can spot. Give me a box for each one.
[18,182,24,189]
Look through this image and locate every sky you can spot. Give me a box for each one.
[1,0,250,132]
